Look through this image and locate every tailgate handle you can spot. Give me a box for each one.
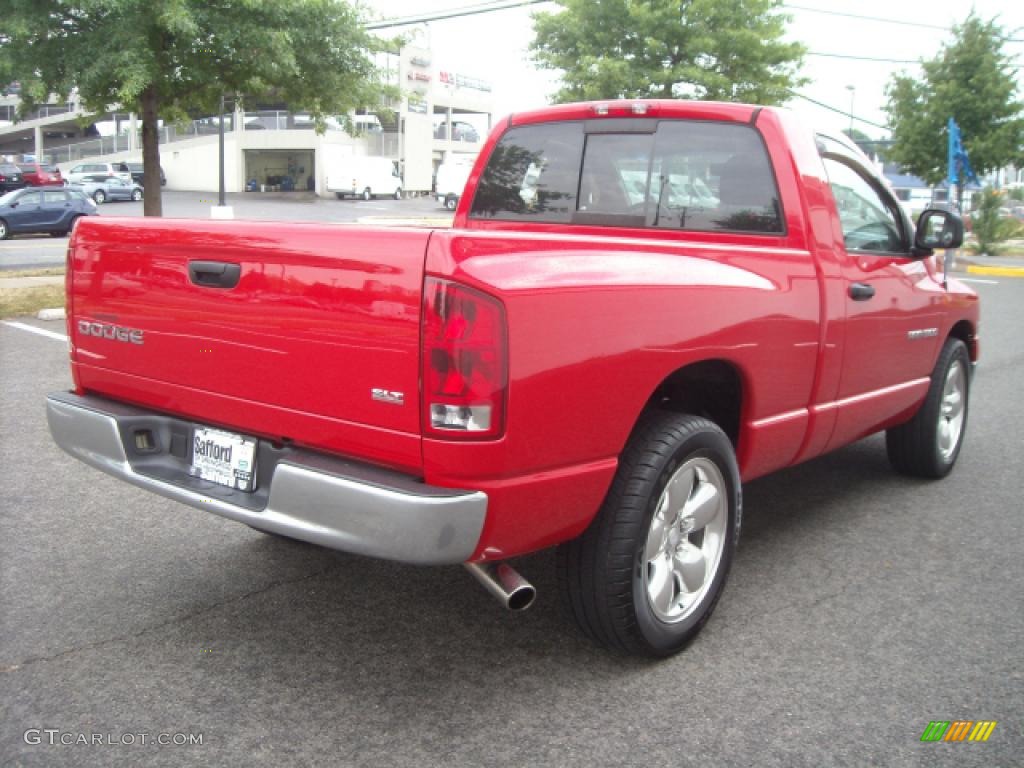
[849,282,875,301]
[189,260,241,289]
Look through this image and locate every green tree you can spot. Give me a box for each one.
[0,0,394,215]
[884,14,1024,191]
[530,0,806,105]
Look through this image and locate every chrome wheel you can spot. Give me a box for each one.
[643,456,727,623]
[887,338,971,478]
[938,359,966,462]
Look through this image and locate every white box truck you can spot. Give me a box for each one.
[435,156,476,210]
[326,156,403,201]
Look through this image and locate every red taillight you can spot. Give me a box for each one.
[422,277,507,439]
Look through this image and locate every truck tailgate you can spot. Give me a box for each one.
[68,217,429,472]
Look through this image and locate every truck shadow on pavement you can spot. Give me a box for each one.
[210,433,915,674]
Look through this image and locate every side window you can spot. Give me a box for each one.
[19,190,42,206]
[823,157,906,254]
[43,190,67,204]
[469,122,584,223]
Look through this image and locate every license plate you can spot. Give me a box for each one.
[190,427,257,492]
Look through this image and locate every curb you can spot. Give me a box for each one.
[966,265,1024,278]
[0,275,65,288]
[355,216,453,228]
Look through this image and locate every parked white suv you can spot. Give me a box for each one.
[64,161,132,185]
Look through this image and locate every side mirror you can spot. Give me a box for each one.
[914,208,964,255]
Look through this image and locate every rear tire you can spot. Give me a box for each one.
[886,338,970,478]
[362,188,372,201]
[558,411,740,657]
[445,194,458,211]
[0,218,9,240]
[335,191,345,200]
[394,187,402,200]
[93,190,106,204]
[131,188,143,201]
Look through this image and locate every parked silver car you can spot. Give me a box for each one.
[64,161,132,185]
[69,175,143,204]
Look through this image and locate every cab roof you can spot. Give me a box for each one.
[507,99,767,128]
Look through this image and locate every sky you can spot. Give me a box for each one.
[367,0,1023,139]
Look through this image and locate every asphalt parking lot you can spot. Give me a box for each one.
[0,190,451,271]
[1,272,1021,766]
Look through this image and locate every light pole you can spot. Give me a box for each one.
[845,85,855,137]
[212,92,233,219]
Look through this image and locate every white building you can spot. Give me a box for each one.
[0,45,492,197]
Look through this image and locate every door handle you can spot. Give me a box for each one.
[188,260,241,289]
[849,282,875,301]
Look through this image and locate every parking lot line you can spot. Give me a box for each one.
[0,240,68,250]
[958,278,1000,285]
[2,321,68,342]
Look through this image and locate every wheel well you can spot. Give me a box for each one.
[948,320,977,361]
[644,360,743,446]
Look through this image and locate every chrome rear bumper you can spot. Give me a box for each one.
[46,392,487,565]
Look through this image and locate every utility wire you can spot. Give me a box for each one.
[367,0,551,30]
[806,50,1015,68]
[783,4,951,32]
[807,51,919,64]
[787,90,892,132]
[369,0,1023,45]
[782,3,1023,43]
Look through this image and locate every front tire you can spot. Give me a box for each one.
[558,412,740,657]
[0,218,9,240]
[445,194,458,211]
[886,338,970,478]
[394,187,402,200]
[93,190,106,204]
[131,188,143,201]
[362,187,372,201]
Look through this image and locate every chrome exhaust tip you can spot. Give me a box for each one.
[464,561,536,611]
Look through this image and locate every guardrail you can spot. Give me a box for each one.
[37,111,397,164]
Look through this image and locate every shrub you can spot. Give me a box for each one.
[966,187,1016,255]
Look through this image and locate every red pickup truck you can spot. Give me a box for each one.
[47,100,977,657]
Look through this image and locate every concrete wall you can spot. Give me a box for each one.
[403,114,435,192]
[56,129,363,195]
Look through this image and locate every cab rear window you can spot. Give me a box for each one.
[469,119,782,234]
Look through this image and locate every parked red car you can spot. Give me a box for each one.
[17,162,64,187]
